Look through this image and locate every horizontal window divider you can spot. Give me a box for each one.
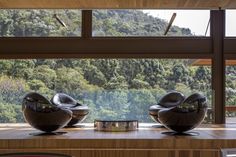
[91,37,211,39]
[224,37,236,39]
[224,38,236,54]
[0,37,212,56]
[224,54,236,59]
[0,37,211,39]
[0,53,213,59]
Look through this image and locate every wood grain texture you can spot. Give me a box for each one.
[0,0,235,9]
[0,37,212,59]
[0,124,234,157]
[191,59,236,66]
[0,149,221,157]
[211,10,225,124]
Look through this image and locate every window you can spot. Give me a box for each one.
[0,9,81,37]
[0,59,212,123]
[92,10,210,36]
[225,60,236,123]
[226,10,236,37]
[0,9,229,124]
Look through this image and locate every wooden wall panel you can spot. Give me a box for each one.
[0,0,235,9]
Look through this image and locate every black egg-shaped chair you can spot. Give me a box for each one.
[158,93,208,133]
[51,93,89,126]
[22,92,72,133]
[149,91,185,123]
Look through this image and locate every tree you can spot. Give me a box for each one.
[0,76,29,105]
[28,79,47,91]
[32,65,57,89]
[83,64,107,87]
[105,76,128,90]
[0,60,13,75]
[127,89,156,122]
[11,60,35,80]
[0,103,17,123]
[55,67,98,98]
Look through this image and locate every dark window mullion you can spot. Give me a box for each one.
[211,10,225,124]
[82,10,92,38]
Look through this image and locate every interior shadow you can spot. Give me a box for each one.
[29,131,67,136]
[161,131,200,136]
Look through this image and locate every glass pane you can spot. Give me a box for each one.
[225,60,236,123]
[0,59,212,123]
[226,10,236,37]
[0,9,81,37]
[92,10,210,37]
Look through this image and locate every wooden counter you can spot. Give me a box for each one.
[0,124,236,157]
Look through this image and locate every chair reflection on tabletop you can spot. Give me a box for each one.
[221,148,236,157]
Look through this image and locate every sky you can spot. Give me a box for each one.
[142,10,236,36]
[226,10,236,36]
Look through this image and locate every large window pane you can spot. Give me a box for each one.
[0,59,212,123]
[226,10,236,37]
[0,10,81,37]
[226,60,236,123]
[92,10,210,37]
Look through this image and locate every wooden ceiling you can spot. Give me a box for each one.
[0,0,236,9]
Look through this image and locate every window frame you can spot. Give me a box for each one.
[0,9,232,124]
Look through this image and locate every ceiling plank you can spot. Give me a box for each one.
[220,0,236,9]
[0,0,233,9]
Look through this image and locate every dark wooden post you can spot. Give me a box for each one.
[82,10,92,38]
[211,10,225,124]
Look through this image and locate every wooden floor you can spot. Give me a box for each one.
[0,123,236,157]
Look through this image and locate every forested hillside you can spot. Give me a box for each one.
[0,10,234,123]
[92,10,191,36]
[0,9,191,36]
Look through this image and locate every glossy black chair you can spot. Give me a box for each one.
[149,91,185,123]
[22,92,72,133]
[158,93,208,134]
[51,93,89,126]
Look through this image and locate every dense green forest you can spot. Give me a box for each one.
[0,10,234,123]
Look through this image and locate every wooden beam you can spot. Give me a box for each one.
[0,0,234,9]
[0,37,212,58]
[224,38,236,54]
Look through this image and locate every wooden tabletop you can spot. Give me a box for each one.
[0,123,235,139]
[0,123,235,150]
